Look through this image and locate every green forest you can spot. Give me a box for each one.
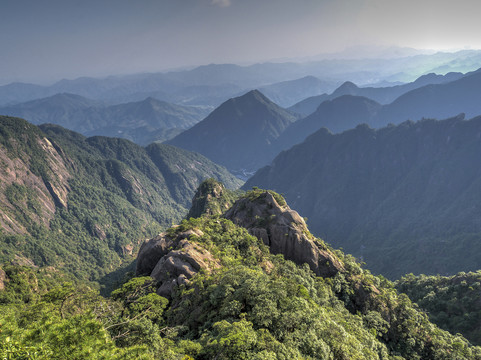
[2,186,481,359]
[1,116,481,359]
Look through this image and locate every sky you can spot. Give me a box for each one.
[2,0,481,85]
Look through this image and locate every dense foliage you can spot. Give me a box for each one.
[3,197,481,360]
[0,117,241,288]
[2,214,481,359]
[187,178,241,218]
[396,271,481,346]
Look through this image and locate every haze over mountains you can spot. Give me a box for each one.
[3,53,481,286]
[167,90,298,176]
[0,94,210,145]
[246,115,481,277]
[288,71,465,116]
[274,67,481,156]
[5,49,481,358]
[164,65,481,177]
[7,0,481,354]
[3,49,481,107]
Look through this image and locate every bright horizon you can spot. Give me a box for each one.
[2,0,481,85]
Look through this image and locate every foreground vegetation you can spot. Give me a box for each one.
[2,188,481,359]
[396,271,481,346]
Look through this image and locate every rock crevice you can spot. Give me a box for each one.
[224,191,344,277]
[136,228,219,298]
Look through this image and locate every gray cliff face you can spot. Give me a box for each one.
[136,228,219,297]
[0,267,5,291]
[224,191,344,277]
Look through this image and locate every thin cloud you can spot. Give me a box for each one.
[211,0,231,7]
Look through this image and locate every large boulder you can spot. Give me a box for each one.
[224,191,344,277]
[136,228,218,298]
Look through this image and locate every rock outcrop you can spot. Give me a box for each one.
[224,190,344,277]
[0,267,6,291]
[186,178,236,219]
[136,228,219,297]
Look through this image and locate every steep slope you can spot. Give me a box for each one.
[131,186,481,359]
[0,94,210,145]
[245,115,481,278]
[258,76,337,107]
[274,95,381,152]
[278,69,481,153]
[288,71,464,117]
[396,271,481,346]
[378,70,481,123]
[0,116,241,283]
[167,90,297,174]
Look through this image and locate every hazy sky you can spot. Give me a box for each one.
[2,0,481,84]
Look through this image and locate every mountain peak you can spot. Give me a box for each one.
[224,189,344,277]
[167,89,297,172]
[239,89,270,102]
[334,81,359,93]
[331,81,360,98]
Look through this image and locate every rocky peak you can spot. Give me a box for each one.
[224,190,344,277]
[136,227,219,298]
[186,178,236,219]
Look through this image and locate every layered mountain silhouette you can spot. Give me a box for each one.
[0,94,210,145]
[245,115,481,278]
[167,90,297,175]
[289,71,465,116]
[377,69,481,122]
[279,68,481,151]
[273,95,381,153]
[258,76,337,107]
[2,50,480,107]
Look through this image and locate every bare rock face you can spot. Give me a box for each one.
[224,191,344,277]
[152,239,218,297]
[136,228,218,298]
[0,267,6,291]
[0,135,71,235]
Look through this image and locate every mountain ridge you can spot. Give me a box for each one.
[167,90,298,174]
[245,114,481,278]
[0,94,210,145]
[0,116,241,283]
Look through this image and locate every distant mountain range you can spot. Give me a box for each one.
[2,49,481,107]
[281,68,481,148]
[165,67,481,176]
[167,90,298,176]
[245,115,481,278]
[288,72,465,116]
[258,76,338,107]
[275,95,382,153]
[0,115,241,281]
[0,94,210,145]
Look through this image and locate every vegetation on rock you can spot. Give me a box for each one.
[0,116,241,288]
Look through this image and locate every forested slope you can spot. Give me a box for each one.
[0,116,241,284]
